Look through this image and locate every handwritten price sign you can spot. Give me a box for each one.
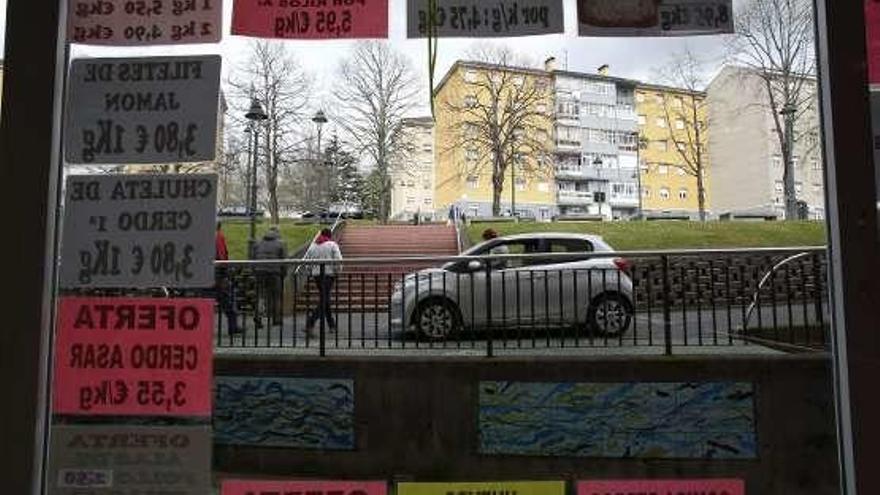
[578,0,733,37]
[232,0,388,39]
[64,55,221,164]
[407,0,563,38]
[68,0,222,45]
[59,174,217,288]
[52,297,214,417]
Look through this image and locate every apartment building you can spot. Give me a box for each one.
[390,117,435,221]
[636,83,709,219]
[706,66,823,219]
[548,60,641,219]
[433,61,556,220]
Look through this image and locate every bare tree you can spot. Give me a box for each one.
[228,41,311,223]
[655,48,710,221]
[729,0,816,220]
[334,41,420,222]
[442,44,552,216]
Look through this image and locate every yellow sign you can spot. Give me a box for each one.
[397,481,566,495]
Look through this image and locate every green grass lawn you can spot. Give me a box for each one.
[466,221,827,251]
[219,219,319,259]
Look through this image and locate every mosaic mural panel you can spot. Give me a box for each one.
[214,376,354,450]
[479,381,756,459]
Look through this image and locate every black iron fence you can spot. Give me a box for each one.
[213,247,829,356]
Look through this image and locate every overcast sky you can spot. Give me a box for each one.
[0,0,732,128]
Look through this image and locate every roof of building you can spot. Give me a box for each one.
[635,82,705,97]
[550,69,641,88]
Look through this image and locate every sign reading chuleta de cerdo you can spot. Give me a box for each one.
[48,425,211,495]
[397,481,566,495]
[59,173,217,288]
[64,55,221,164]
[222,480,387,495]
[67,0,223,45]
[52,297,213,416]
[578,479,745,495]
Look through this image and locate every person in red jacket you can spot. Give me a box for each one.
[216,222,241,335]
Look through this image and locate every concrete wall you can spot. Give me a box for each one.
[214,354,839,494]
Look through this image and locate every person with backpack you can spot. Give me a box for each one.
[253,225,287,328]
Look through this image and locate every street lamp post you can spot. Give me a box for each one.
[312,110,328,212]
[635,136,648,220]
[592,156,605,219]
[245,97,268,259]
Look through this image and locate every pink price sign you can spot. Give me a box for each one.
[53,297,213,417]
[67,0,223,45]
[232,0,388,39]
[867,0,880,85]
[578,479,745,495]
[222,480,387,495]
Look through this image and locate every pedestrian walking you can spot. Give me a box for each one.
[215,222,241,335]
[482,228,509,269]
[303,228,343,336]
[253,225,287,328]
[446,204,457,226]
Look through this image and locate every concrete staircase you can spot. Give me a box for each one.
[296,224,460,312]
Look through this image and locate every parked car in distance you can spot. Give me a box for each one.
[390,233,634,340]
[218,205,265,218]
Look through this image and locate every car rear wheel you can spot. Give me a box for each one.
[587,293,632,336]
[415,298,461,340]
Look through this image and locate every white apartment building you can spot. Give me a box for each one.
[547,59,641,220]
[706,66,824,220]
[390,117,435,221]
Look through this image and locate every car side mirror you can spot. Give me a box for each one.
[467,260,483,271]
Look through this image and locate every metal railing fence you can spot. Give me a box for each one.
[209,246,828,356]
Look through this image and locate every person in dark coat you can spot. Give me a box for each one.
[253,225,287,327]
[215,222,241,335]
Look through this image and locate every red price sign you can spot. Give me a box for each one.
[52,297,213,417]
[67,0,222,45]
[867,0,880,86]
[222,480,387,495]
[578,479,745,495]
[231,0,388,39]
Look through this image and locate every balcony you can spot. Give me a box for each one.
[556,139,581,151]
[557,190,594,205]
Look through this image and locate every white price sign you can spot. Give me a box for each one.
[577,0,733,37]
[67,0,223,45]
[407,0,564,38]
[64,55,221,165]
[59,174,218,288]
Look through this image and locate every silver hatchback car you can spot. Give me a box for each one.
[390,233,634,340]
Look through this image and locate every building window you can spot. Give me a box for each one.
[673,97,683,108]
[659,187,670,200]
[465,148,479,161]
[812,158,821,171]
[466,175,479,189]
[406,180,415,187]
[422,182,431,190]
[464,95,478,108]
[792,156,800,168]
[536,103,547,114]
[464,69,477,83]
[638,114,646,125]
[676,166,686,176]
[655,117,666,128]
[675,141,686,152]
[772,154,782,168]
[775,180,784,192]
[796,182,803,194]
[558,100,579,117]
[675,119,685,130]
[657,164,669,175]
[636,92,645,103]
[512,75,525,87]
[423,198,432,205]
[406,196,416,205]
[678,188,689,200]
[642,187,651,198]
[612,183,625,196]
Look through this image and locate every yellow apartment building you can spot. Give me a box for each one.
[635,84,710,220]
[433,61,556,221]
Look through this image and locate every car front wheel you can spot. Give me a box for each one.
[587,293,633,336]
[414,298,461,340]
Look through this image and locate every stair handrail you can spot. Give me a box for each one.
[742,251,813,331]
